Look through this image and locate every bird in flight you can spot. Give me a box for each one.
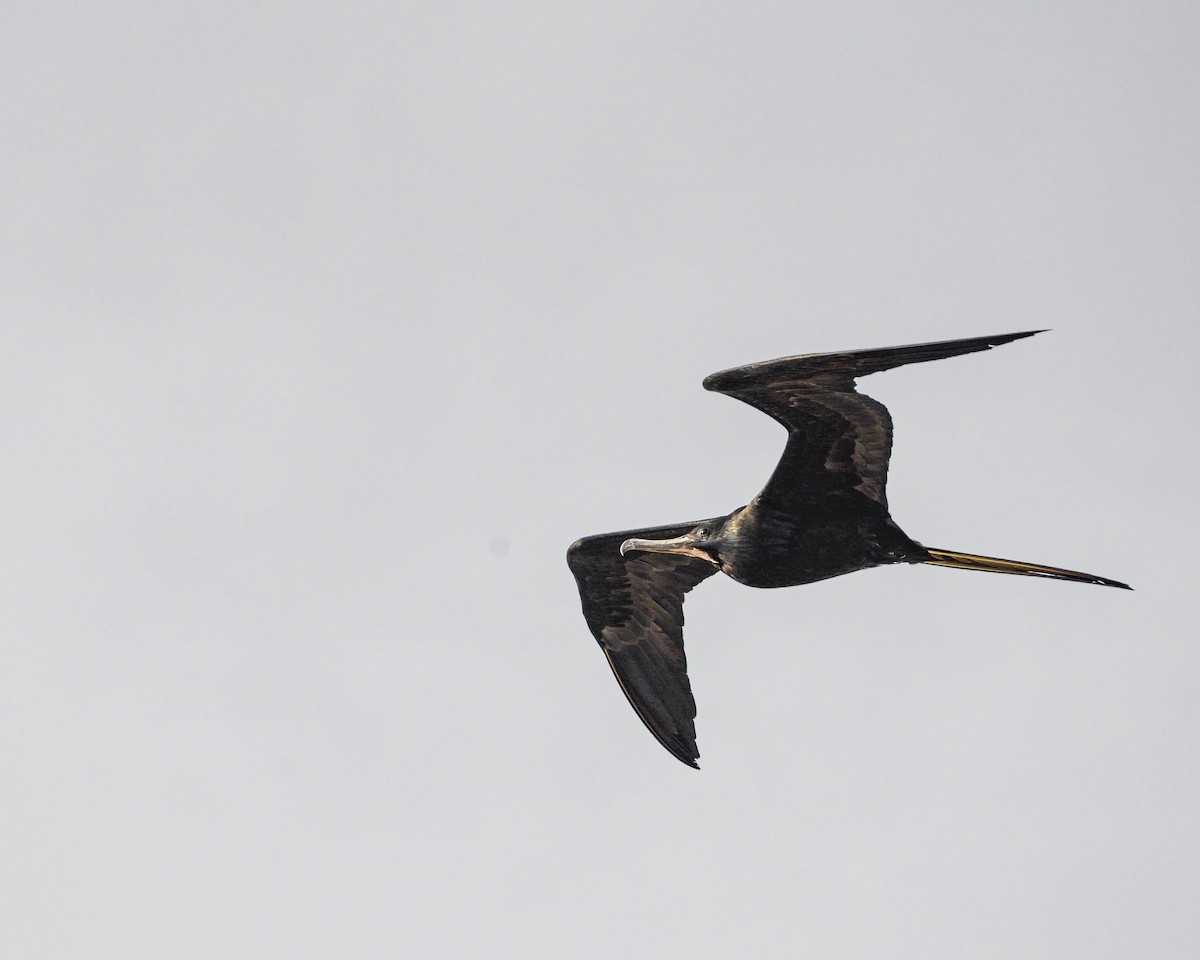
[567,331,1130,769]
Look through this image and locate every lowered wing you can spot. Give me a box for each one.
[568,522,721,768]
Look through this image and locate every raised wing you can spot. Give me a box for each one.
[702,331,1041,512]
[568,521,721,768]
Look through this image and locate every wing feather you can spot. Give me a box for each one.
[568,522,720,768]
[703,331,1041,512]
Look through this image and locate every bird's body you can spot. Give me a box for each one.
[568,331,1130,769]
[709,501,918,588]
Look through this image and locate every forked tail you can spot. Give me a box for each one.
[921,548,1131,590]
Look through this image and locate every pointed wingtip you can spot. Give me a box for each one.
[658,726,701,770]
[674,746,701,769]
[663,731,701,769]
[646,731,701,769]
[1000,329,1048,342]
[976,329,1047,349]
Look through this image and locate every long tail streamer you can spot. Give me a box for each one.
[923,548,1131,590]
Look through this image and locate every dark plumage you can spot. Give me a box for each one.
[568,332,1130,769]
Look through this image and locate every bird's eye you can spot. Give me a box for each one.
[696,526,711,538]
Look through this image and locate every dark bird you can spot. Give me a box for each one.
[567,332,1130,769]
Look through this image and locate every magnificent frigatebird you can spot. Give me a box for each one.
[567,331,1130,769]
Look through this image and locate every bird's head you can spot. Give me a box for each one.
[619,517,731,568]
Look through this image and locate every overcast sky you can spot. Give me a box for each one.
[3,1,1197,957]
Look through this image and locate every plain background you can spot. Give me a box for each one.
[2,1,1197,957]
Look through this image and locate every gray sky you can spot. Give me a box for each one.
[3,1,1197,957]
